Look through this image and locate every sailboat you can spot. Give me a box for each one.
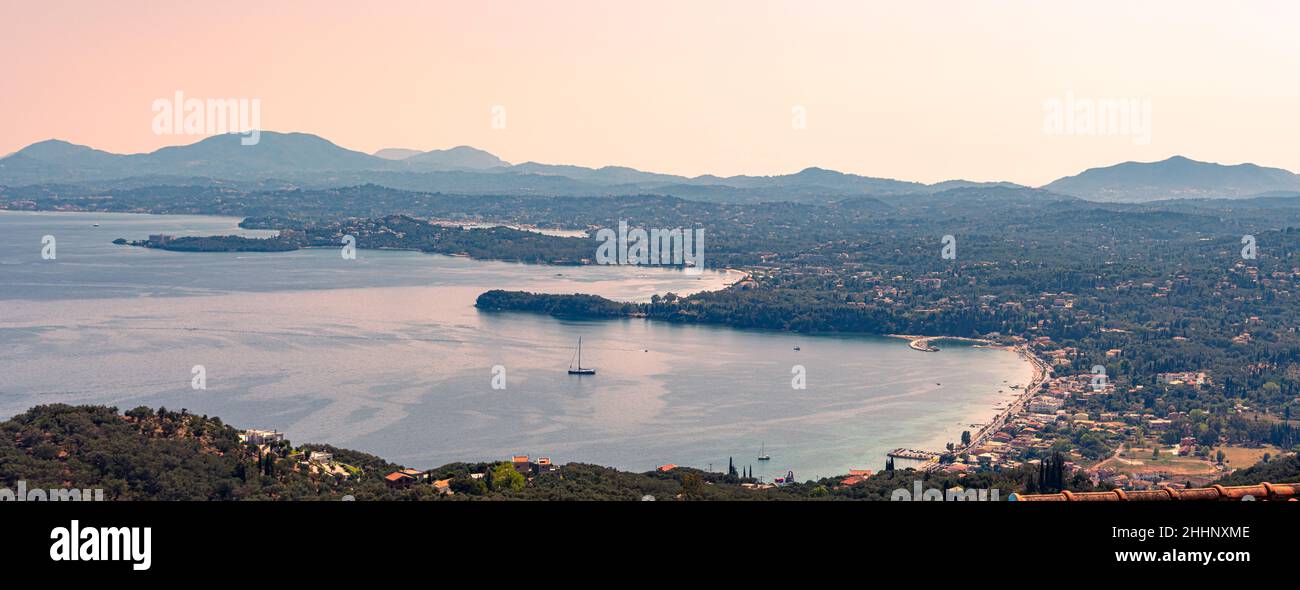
[567,337,596,375]
[757,443,771,461]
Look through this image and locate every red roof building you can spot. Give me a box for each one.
[839,475,868,486]
[384,471,416,489]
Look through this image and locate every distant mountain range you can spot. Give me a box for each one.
[1043,155,1300,201]
[3,131,1297,203]
[374,145,510,169]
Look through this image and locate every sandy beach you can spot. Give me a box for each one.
[895,336,1050,458]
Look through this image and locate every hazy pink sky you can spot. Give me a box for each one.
[3,0,1298,185]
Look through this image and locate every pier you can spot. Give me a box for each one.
[887,448,941,461]
[891,334,993,353]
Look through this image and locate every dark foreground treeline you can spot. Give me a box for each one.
[1215,453,1300,486]
[0,405,1130,501]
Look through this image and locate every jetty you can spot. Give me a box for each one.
[887,448,941,461]
[891,334,992,353]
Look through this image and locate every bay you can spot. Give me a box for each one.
[0,211,1033,480]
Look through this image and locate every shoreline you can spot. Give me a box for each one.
[13,209,753,295]
[892,334,1051,464]
[963,345,1050,451]
[425,218,589,238]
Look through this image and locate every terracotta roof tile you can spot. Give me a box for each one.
[1011,482,1299,502]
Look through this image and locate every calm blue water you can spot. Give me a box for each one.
[0,211,1032,479]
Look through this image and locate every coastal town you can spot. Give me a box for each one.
[881,336,1286,494]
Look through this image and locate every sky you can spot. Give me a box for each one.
[2,0,1298,186]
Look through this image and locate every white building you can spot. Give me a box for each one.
[240,429,284,445]
[1029,396,1065,414]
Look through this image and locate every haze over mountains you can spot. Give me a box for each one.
[1043,156,1300,201]
[3,131,1297,204]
